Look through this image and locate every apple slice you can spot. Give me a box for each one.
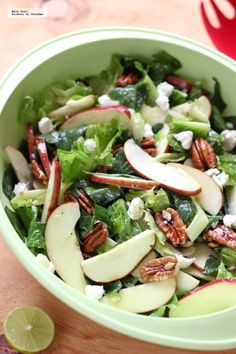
[227,185,236,215]
[176,270,199,292]
[5,145,33,187]
[90,174,159,190]
[131,250,157,282]
[60,105,131,131]
[41,160,61,223]
[183,158,194,167]
[49,95,96,120]
[26,123,36,161]
[124,139,201,196]
[184,266,214,281]
[192,243,214,272]
[169,163,223,215]
[35,138,51,179]
[101,278,176,313]
[189,96,211,122]
[155,123,170,155]
[45,202,86,292]
[81,230,155,283]
[169,279,236,317]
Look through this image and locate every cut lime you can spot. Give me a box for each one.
[3,306,55,353]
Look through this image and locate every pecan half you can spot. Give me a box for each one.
[155,208,188,246]
[77,188,93,215]
[203,225,236,248]
[82,222,109,254]
[191,137,216,171]
[64,190,78,203]
[31,160,48,185]
[141,137,157,157]
[116,72,140,87]
[140,256,177,282]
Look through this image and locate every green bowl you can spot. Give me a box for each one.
[1,28,236,351]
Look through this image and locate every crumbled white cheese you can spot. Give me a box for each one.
[98,94,120,107]
[221,129,236,152]
[162,210,172,222]
[38,117,53,135]
[155,82,174,111]
[13,182,28,195]
[35,254,55,273]
[213,172,229,189]
[175,254,196,269]
[128,197,144,220]
[157,82,174,97]
[223,214,236,228]
[205,168,221,177]
[84,138,96,152]
[85,285,105,301]
[226,122,234,129]
[173,131,193,150]
[66,99,77,106]
[143,123,154,138]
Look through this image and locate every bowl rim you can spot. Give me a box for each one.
[1,27,236,351]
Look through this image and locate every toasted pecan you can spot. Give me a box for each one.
[82,222,109,254]
[77,188,93,215]
[203,225,236,248]
[155,208,188,246]
[140,256,177,282]
[141,137,157,157]
[191,138,216,171]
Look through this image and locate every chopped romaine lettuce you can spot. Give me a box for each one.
[207,129,224,155]
[4,206,27,241]
[221,247,236,266]
[130,112,145,141]
[11,189,47,209]
[27,221,46,255]
[169,89,188,107]
[143,210,166,244]
[155,152,186,163]
[216,261,233,279]
[168,117,210,137]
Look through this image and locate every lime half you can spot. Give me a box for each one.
[3,306,55,353]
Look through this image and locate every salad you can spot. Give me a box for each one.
[3,50,236,317]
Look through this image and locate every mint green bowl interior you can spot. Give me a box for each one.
[1,28,236,351]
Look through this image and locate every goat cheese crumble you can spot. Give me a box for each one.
[223,214,236,228]
[143,123,154,138]
[38,117,53,135]
[98,94,120,107]
[35,254,55,273]
[221,129,236,152]
[205,168,229,189]
[128,197,144,220]
[173,131,193,150]
[156,82,174,111]
[13,182,28,195]
[84,138,97,152]
[85,285,105,301]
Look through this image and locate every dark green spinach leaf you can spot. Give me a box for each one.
[43,127,87,150]
[2,164,17,199]
[211,77,227,113]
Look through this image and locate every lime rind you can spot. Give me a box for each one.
[3,306,55,353]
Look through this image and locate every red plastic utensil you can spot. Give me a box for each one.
[200,0,236,59]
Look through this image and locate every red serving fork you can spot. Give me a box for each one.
[200,0,236,59]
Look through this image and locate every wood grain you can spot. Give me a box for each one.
[0,1,233,353]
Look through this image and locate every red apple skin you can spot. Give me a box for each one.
[90,174,159,190]
[35,138,51,179]
[27,123,36,161]
[166,75,193,91]
[46,160,61,222]
[178,278,236,302]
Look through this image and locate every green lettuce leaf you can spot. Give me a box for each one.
[168,192,197,227]
[107,199,142,241]
[143,210,166,244]
[207,129,224,155]
[2,164,17,199]
[76,211,95,240]
[16,205,39,229]
[85,185,122,207]
[150,293,179,317]
[11,190,47,209]
[43,126,87,151]
[27,221,46,255]
[111,149,135,175]
[169,89,188,107]
[221,247,236,266]
[216,261,233,279]
[218,153,236,186]
[211,77,227,113]
[5,206,26,241]
[211,105,226,133]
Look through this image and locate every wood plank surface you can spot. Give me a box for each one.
[0,0,235,353]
